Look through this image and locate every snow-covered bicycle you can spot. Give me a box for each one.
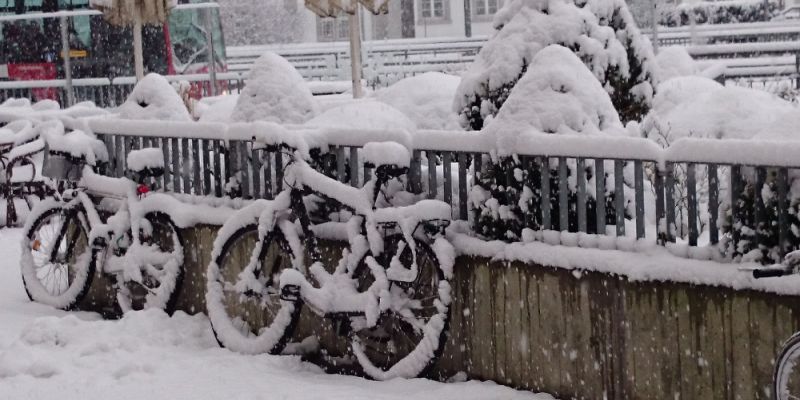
[21,135,184,315]
[206,132,454,380]
[753,253,800,399]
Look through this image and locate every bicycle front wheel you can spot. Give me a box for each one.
[774,331,800,399]
[351,235,452,380]
[206,223,301,355]
[20,203,95,310]
[115,212,184,314]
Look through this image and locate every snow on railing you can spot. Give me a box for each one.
[88,119,800,263]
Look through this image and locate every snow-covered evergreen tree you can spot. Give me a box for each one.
[456,0,657,241]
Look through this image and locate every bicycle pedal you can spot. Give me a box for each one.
[280,284,301,302]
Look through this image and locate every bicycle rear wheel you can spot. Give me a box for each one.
[206,223,301,355]
[21,203,95,310]
[114,212,184,314]
[351,235,452,380]
[774,331,800,400]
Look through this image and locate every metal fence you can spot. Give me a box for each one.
[89,120,800,263]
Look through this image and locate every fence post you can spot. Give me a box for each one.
[60,15,74,107]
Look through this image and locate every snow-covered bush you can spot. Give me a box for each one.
[642,76,800,263]
[662,0,780,27]
[117,73,192,121]
[230,52,318,124]
[471,45,635,240]
[457,0,656,241]
[656,46,700,81]
[371,72,461,130]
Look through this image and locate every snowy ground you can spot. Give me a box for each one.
[0,228,552,400]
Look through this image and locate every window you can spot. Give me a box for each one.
[316,16,349,42]
[419,0,446,20]
[474,0,502,18]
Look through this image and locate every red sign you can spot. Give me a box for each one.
[7,63,58,101]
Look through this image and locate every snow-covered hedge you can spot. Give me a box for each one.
[662,0,781,27]
[457,0,656,242]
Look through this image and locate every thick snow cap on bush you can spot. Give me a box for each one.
[231,52,318,123]
[643,76,800,143]
[197,94,239,123]
[305,99,416,132]
[455,0,658,129]
[372,72,461,130]
[486,45,624,155]
[117,73,191,121]
[656,46,699,80]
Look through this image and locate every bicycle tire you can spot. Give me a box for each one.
[20,202,95,310]
[114,212,184,314]
[774,331,800,399]
[206,222,301,355]
[351,234,452,380]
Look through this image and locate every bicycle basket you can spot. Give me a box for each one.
[42,151,86,181]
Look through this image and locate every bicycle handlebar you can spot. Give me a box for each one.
[753,267,794,279]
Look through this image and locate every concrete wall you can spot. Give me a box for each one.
[76,225,800,400]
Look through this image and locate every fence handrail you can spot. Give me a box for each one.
[87,117,800,171]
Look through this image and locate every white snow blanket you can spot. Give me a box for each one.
[372,72,461,130]
[116,73,192,122]
[231,52,318,124]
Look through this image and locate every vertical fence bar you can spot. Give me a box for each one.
[755,167,767,252]
[731,165,741,250]
[540,157,551,230]
[349,147,360,187]
[427,151,437,199]
[191,138,201,195]
[202,140,212,195]
[458,152,468,221]
[655,165,665,244]
[614,160,625,237]
[665,162,676,242]
[160,138,170,190]
[708,164,719,245]
[264,152,273,199]
[687,163,698,246]
[213,140,223,197]
[522,156,534,229]
[171,138,181,193]
[576,158,587,233]
[595,158,605,235]
[635,160,646,240]
[443,152,453,212]
[473,153,483,225]
[181,138,190,194]
[275,152,284,192]
[558,157,568,231]
[409,149,422,193]
[240,141,252,199]
[778,167,789,260]
[252,145,262,199]
[336,146,346,183]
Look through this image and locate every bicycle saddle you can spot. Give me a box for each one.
[362,141,410,177]
[126,148,165,183]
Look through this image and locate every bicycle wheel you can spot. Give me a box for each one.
[206,223,301,355]
[114,212,184,314]
[774,331,800,399]
[351,234,452,380]
[20,203,95,310]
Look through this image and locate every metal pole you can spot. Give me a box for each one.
[59,14,74,106]
[348,6,364,99]
[463,0,472,38]
[650,0,659,53]
[203,7,218,96]
[133,6,145,81]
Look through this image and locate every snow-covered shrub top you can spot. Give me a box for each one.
[230,52,318,124]
[455,0,658,130]
[656,46,699,81]
[642,76,800,144]
[304,99,415,133]
[372,72,461,130]
[117,73,192,122]
[196,94,239,123]
[486,45,624,155]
